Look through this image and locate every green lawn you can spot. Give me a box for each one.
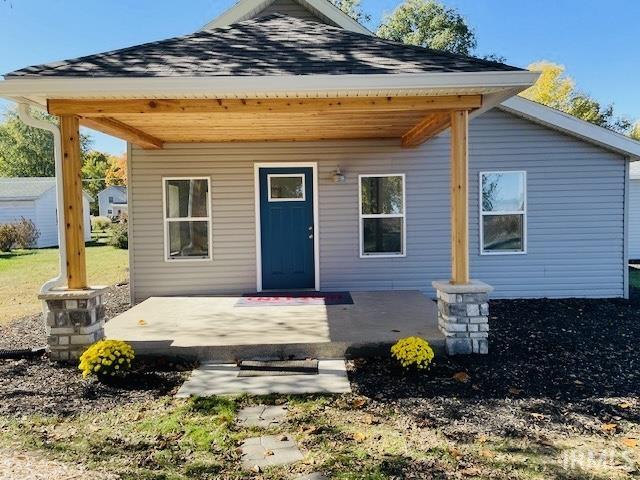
[629,267,640,290]
[0,244,128,323]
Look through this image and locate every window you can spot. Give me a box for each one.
[480,171,526,254]
[108,196,114,203]
[163,177,211,261]
[359,174,405,257]
[268,174,305,201]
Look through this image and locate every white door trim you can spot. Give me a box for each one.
[254,162,320,292]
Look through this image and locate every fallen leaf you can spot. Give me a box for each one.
[480,449,496,459]
[601,423,618,432]
[264,449,274,456]
[530,413,545,420]
[137,319,147,326]
[304,425,319,435]
[477,435,488,444]
[352,432,367,442]
[508,387,523,395]
[250,465,261,473]
[621,438,637,448]
[453,372,471,383]
[352,398,367,408]
[362,414,374,425]
[574,379,584,385]
[618,402,632,409]
[449,447,463,459]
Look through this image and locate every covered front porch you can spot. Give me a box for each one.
[104,290,442,361]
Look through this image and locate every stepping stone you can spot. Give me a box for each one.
[236,405,287,428]
[241,434,304,470]
[294,473,328,480]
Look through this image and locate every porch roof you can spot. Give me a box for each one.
[6,14,521,79]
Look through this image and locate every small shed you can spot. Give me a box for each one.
[98,185,127,217]
[0,177,91,248]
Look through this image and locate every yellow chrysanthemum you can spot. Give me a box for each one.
[390,336,434,371]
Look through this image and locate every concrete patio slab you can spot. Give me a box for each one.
[241,434,304,470]
[176,360,351,397]
[105,291,442,361]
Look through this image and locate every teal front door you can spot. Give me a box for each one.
[259,167,315,290]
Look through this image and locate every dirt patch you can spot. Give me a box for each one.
[349,296,640,442]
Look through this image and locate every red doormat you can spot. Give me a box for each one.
[235,292,353,307]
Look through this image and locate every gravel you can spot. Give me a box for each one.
[349,295,640,441]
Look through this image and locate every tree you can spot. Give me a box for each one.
[105,153,127,186]
[521,61,632,134]
[82,150,112,214]
[377,0,476,55]
[330,0,370,23]
[0,107,92,177]
[631,122,640,141]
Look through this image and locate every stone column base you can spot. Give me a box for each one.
[432,280,494,355]
[39,286,108,361]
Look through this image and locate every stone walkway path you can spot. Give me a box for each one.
[237,404,326,478]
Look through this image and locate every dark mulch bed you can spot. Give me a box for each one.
[0,283,193,417]
[349,294,640,441]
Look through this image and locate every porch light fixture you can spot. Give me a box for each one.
[332,167,346,184]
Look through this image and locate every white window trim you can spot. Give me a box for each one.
[162,176,212,262]
[479,170,527,256]
[267,173,306,202]
[358,173,407,258]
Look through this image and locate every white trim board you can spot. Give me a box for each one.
[200,0,372,36]
[254,162,320,292]
[499,96,640,161]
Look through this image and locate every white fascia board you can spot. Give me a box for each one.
[0,71,539,103]
[500,96,640,161]
[200,0,372,35]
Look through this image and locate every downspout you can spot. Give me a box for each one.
[17,103,67,293]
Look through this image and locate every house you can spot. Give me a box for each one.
[0,177,91,248]
[97,185,127,218]
[629,162,640,259]
[1,0,640,359]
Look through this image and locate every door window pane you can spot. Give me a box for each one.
[166,179,209,218]
[269,175,304,201]
[363,217,402,255]
[482,215,523,252]
[168,221,209,259]
[482,172,525,212]
[361,176,403,215]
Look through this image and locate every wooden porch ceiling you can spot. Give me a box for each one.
[47,95,482,149]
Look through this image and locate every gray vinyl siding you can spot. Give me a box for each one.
[628,179,640,259]
[257,0,337,25]
[129,109,626,302]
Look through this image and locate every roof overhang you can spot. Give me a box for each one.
[500,96,640,161]
[200,0,372,35]
[0,71,539,149]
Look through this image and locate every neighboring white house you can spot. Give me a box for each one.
[629,163,640,259]
[97,185,127,217]
[0,177,91,248]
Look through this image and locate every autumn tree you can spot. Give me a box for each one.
[377,0,476,55]
[522,61,632,134]
[105,153,127,186]
[631,122,640,141]
[330,0,370,23]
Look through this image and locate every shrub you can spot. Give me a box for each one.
[91,216,112,231]
[0,224,17,252]
[108,221,128,249]
[79,339,135,379]
[391,336,435,370]
[13,217,40,248]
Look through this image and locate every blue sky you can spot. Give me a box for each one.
[0,0,637,154]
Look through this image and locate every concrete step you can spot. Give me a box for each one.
[131,338,445,362]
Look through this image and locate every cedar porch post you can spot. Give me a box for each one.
[450,110,469,285]
[59,115,88,289]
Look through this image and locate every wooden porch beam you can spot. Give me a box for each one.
[59,115,88,289]
[401,112,451,148]
[450,110,470,285]
[48,95,483,116]
[80,117,164,150]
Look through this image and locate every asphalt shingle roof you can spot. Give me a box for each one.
[0,177,55,200]
[5,14,522,78]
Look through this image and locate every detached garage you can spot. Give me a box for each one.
[0,177,91,248]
